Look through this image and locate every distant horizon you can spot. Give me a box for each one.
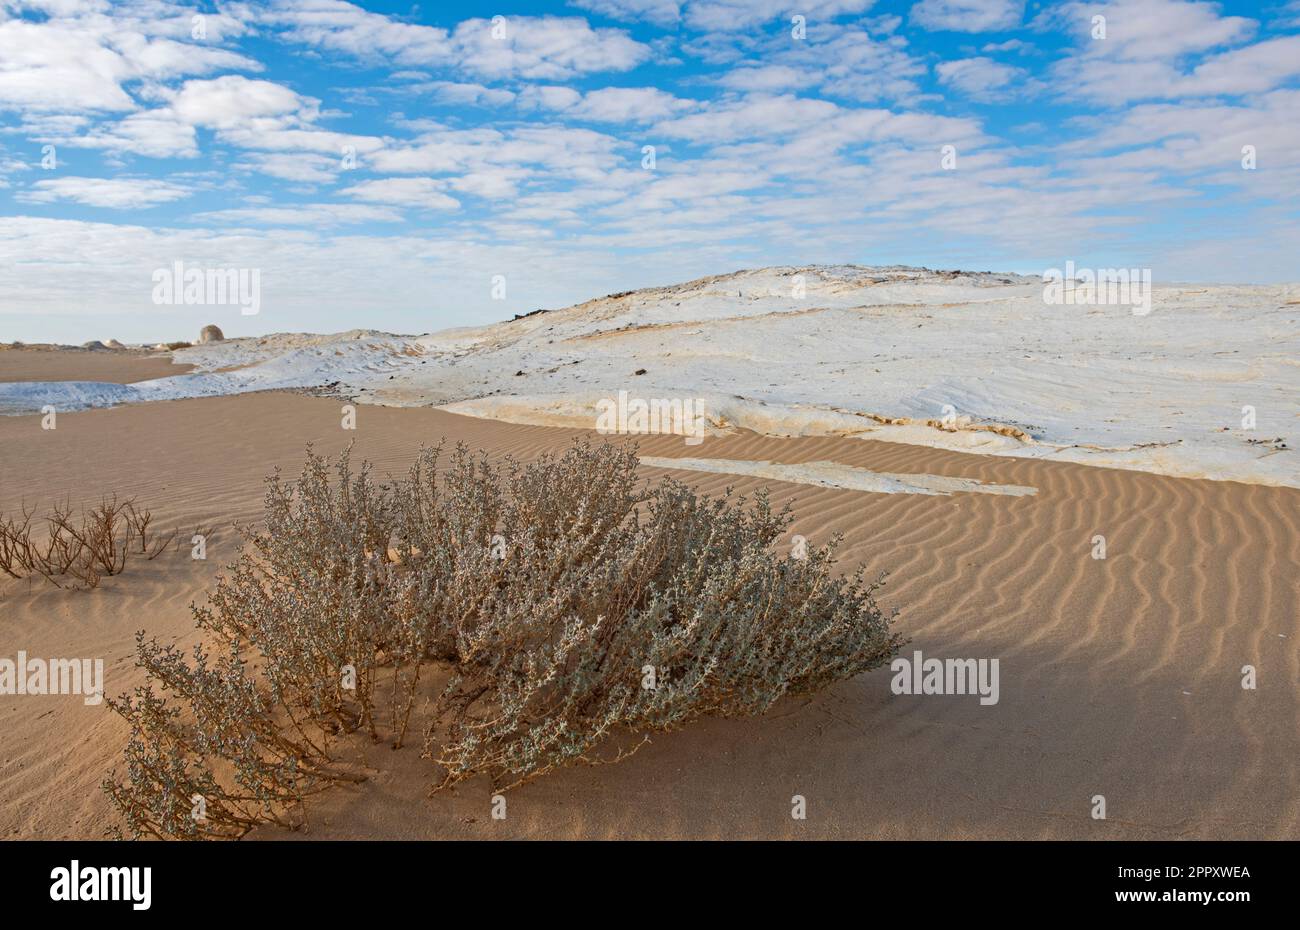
[5,260,1295,348]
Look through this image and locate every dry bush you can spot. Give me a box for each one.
[0,506,39,579]
[104,441,903,838]
[124,502,176,559]
[0,494,176,589]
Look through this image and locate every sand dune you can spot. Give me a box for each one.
[1,392,1296,840]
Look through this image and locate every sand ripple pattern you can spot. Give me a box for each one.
[1,395,1296,840]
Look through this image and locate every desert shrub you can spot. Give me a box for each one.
[102,633,354,839]
[0,495,174,589]
[104,441,903,838]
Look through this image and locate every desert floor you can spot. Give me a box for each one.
[0,347,193,384]
[1,374,1297,839]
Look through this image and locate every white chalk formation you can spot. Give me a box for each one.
[2,267,1296,488]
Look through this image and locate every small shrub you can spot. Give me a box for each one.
[0,495,175,589]
[105,441,903,838]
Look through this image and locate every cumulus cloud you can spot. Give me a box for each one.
[520,85,695,121]
[37,109,199,159]
[259,2,651,80]
[237,152,343,183]
[720,64,822,93]
[369,125,623,181]
[253,0,453,65]
[448,16,651,80]
[698,24,927,104]
[572,0,877,30]
[653,94,843,143]
[910,0,1025,32]
[194,203,405,226]
[340,177,460,210]
[408,81,517,107]
[17,176,193,208]
[445,167,534,200]
[168,75,315,129]
[0,1,259,114]
[1044,0,1255,61]
[935,56,1027,101]
[685,0,874,31]
[1044,0,1288,104]
[569,0,684,28]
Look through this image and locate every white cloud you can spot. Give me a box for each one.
[1044,1,1291,104]
[652,95,842,143]
[569,0,684,27]
[169,75,314,129]
[412,81,516,107]
[194,203,405,226]
[982,38,1032,53]
[445,167,534,200]
[261,3,652,80]
[809,29,928,102]
[14,73,357,163]
[520,85,695,122]
[368,129,507,175]
[936,57,1027,101]
[238,152,342,183]
[1045,0,1255,61]
[256,0,453,65]
[448,16,651,80]
[369,126,623,182]
[3,1,111,14]
[517,85,584,112]
[574,0,878,30]
[698,25,927,104]
[573,0,877,30]
[30,109,199,159]
[217,124,387,157]
[719,65,821,93]
[18,175,193,208]
[0,2,259,115]
[1178,35,1300,96]
[340,177,460,210]
[576,87,694,122]
[0,18,140,111]
[686,1,874,31]
[1056,88,1300,198]
[910,0,1025,32]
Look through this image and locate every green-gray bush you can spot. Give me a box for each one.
[104,440,903,838]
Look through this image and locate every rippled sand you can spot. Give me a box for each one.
[2,391,1296,839]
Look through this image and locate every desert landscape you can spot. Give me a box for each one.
[2,266,1297,841]
[2,3,1299,891]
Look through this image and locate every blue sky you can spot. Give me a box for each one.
[1,0,1298,343]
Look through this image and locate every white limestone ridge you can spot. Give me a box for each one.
[2,265,1296,487]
